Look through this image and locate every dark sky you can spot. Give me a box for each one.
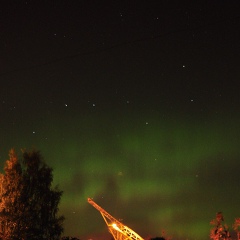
[1,1,240,239]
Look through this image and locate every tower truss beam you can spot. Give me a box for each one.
[88,198,144,240]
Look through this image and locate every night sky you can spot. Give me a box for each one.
[1,2,240,240]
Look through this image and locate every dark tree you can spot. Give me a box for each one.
[233,218,240,240]
[0,149,23,239]
[150,238,166,240]
[210,212,231,240]
[0,149,64,240]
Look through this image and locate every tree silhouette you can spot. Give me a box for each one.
[233,218,240,240]
[210,212,231,240]
[0,149,23,239]
[0,149,64,239]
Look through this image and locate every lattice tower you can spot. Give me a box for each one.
[88,198,144,240]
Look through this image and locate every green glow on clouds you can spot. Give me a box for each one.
[3,111,239,239]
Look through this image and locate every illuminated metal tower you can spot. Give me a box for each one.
[88,198,144,240]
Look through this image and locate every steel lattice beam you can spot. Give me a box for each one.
[88,198,144,240]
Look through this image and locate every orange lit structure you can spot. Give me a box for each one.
[88,198,144,240]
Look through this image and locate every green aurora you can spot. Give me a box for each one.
[1,2,240,239]
[1,110,239,239]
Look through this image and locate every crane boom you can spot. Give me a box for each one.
[88,198,121,225]
[88,198,144,240]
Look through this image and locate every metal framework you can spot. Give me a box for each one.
[88,198,144,240]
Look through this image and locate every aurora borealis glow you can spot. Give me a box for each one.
[1,2,240,240]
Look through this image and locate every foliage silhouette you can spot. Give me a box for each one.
[0,149,64,239]
[210,212,231,240]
